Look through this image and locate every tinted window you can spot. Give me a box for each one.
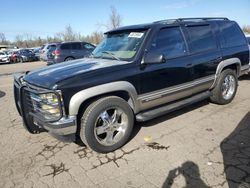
[71,43,82,50]
[150,27,187,58]
[60,43,71,50]
[186,25,217,53]
[83,43,95,50]
[48,45,56,52]
[219,22,247,48]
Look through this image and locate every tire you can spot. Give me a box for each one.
[79,96,134,153]
[210,69,238,105]
[65,57,74,61]
[19,57,23,63]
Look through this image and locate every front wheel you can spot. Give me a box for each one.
[210,69,238,105]
[19,57,23,63]
[79,96,134,153]
[65,57,74,61]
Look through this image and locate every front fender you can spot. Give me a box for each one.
[69,81,139,116]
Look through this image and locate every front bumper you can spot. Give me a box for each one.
[34,116,77,135]
[14,74,77,135]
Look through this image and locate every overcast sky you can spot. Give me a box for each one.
[1,0,250,41]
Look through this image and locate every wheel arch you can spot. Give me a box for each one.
[210,58,241,89]
[64,56,75,61]
[69,81,139,116]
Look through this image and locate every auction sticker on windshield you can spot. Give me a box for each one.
[128,32,144,38]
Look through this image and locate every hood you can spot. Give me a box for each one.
[24,58,129,89]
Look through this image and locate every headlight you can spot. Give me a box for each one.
[30,92,62,120]
[40,93,59,104]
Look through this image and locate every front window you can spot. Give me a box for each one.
[92,30,147,61]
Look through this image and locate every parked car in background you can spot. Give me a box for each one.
[40,43,58,61]
[9,51,20,63]
[47,41,95,65]
[245,34,250,46]
[0,51,9,63]
[33,47,41,61]
[17,49,36,63]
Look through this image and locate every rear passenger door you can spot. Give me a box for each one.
[182,23,222,93]
[71,42,83,58]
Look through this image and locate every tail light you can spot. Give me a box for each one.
[52,51,60,55]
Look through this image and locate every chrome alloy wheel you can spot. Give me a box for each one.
[94,108,129,146]
[221,75,236,100]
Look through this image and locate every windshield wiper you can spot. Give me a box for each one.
[101,51,120,61]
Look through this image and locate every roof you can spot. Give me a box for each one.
[106,17,230,34]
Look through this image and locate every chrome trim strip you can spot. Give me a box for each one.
[241,64,250,71]
[138,75,215,102]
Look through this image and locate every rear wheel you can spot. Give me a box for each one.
[79,96,134,153]
[210,69,238,104]
[65,57,74,61]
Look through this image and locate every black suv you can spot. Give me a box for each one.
[14,18,250,153]
[47,41,95,65]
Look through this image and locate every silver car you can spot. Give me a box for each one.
[0,51,9,63]
[39,43,58,61]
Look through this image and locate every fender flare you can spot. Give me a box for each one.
[69,81,139,116]
[210,58,241,89]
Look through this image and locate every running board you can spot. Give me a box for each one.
[136,91,211,122]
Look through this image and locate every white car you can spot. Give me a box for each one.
[245,34,250,46]
[0,52,9,63]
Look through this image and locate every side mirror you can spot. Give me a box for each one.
[143,52,165,64]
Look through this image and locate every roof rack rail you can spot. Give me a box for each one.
[154,17,229,24]
[178,17,229,21]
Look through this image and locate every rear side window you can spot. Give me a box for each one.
[83,43,95,50]
[219,22,247,48]
[150,27,187,58]
[48,45,56,52]
[186,25,217,53]
[71,43,82,50]
[60,43,71,50]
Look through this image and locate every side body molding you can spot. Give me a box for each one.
[210,58,241,89]
[69,81,139,116]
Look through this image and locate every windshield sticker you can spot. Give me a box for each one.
[128,32,144,38]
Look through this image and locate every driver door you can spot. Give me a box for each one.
[138,26,193,110]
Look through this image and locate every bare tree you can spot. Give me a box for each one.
[108,6,122,29]
[97,6,122,30]
[56,25,78,41]
[15,35,24,48]
[0,33,8,45]
[242,25,250,34]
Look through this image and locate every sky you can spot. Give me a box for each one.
[1,0,250,41]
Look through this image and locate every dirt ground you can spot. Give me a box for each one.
[0,61,249,188]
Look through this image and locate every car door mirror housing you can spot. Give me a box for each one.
[143,52,166,64]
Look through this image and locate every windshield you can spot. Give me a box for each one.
[92,30,147,61]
